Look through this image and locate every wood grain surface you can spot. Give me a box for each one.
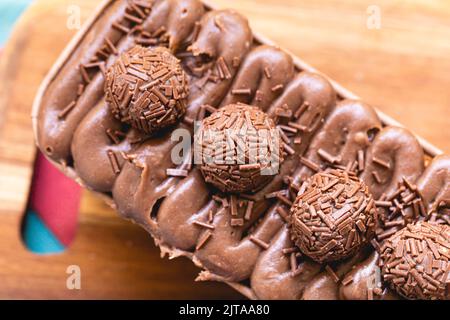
[0,0,449,299]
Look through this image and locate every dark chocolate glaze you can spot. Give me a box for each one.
[35,0,449,299]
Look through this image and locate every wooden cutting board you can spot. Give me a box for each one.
[0,0,449,299]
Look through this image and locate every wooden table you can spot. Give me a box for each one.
[0,0,449,299]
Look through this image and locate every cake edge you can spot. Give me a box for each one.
[30,0,444,300]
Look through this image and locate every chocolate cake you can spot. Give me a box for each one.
[32,0,449,300]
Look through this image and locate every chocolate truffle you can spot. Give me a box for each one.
[379,221,450,300]
[195,103,283,193]
[290,169,376,263]
[105,45,189,135]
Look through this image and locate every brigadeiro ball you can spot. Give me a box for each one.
[194,103,284,193]
[379,221,450,300]
[104,45,189,135]
[289,169,376,263]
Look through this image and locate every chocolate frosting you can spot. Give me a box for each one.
[361,126,425,200]
[35,0,449,300]
[302,248,370,300]
[364,126,425,240]
[221,45,295,109]
[251,226,320,299]
[339,251,392,300]
[186,9,252,114]
[417,154,450,224]
[294,99,381,184]
[72,102,131,192]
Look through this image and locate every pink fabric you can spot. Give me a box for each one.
[1,10,80,247]
[29,152,81,246]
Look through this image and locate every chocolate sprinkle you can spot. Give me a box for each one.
[249,235,270,250]
[325,265,340,283]
[342,274,354,286]
[193,220,215,230]
[196,231,213,250]
[317,148,341,164]
[107,150,121,174]
[58,101,76,119]
[299,156,320,172]
[105,128,121,144]
[244,201,254,220]
[374,175,441,240]
[231,218,244,227]
[112,22,131,34]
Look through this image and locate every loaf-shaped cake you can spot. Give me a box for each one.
[32,0,449,300]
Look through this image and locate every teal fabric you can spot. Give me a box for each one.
[23,210,65,254]
[0,0,33,46]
